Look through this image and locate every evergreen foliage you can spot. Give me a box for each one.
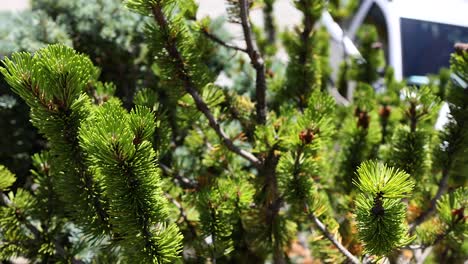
[436,188,467,244]
[328,0,359,23]
[438,48,468,186]
[0,165,15,191]
[281,0,328,109]
[351,25,384,84]
[0,9,70,183]
[0,1,467,263]
[80,100,182,262]
[0,153,73,262]
[1,45,111,236]
[1,44,181,262]
[0,0,151,185]
[31,0,152,106]
[384,86,440,182]
[354,161,414,256]
[335,83,380,193]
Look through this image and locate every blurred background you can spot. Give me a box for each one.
[0,0,29,11]
[1,0,467,183]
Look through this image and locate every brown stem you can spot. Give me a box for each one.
[238,0,267,125]
[1,193,85,263]
[159,162,198,189]
[409,168,450,233]
[409,102,417,133]
[299,3,314,67]
[165,193,197,238]
[307,208,361,264]
[263,0,276,44]
[260,148,284,263]
[298,0,316,109]
[150,2,261,167]
[0,193,11,206]
[201,29,248,53]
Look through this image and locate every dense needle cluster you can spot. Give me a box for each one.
[0,0,467,263]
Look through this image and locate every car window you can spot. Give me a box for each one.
[400,18,468,77]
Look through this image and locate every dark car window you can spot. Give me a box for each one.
[401,18,468,77]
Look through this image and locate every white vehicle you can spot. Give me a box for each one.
[323,0,468,85]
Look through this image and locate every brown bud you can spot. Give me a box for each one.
[42,164,49,174]
[133,136,142,145]
[371,192,385,217]
[371,204,385,217]
[266,69,275,78]
[299,129,315,145]
[52,96,66,111]
[379,105,391,119]
[354,107,361,117]
[452,207,465,223]
[357,111,370,129]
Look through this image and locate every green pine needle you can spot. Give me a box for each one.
[0,165,16,191]
[354,161,414,256]
[354,161,414,198]
[80,99,183,262]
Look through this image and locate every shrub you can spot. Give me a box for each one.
[0,0,466,263]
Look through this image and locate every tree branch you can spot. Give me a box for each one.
[298,1,314,67]
[165,193,197,238]
[238,0,267,124]
[1,192,84,263]
[415,247,433,264]
[159,162,198,189]
[186,80,261,166]
[409,168,450,233]
[201,28,248,53]
[308,209,361,264]
[263,0,276,44]
[296,0,317,109]
[0,192,12,206]
[151,3,261,167]
[409,224,456,264]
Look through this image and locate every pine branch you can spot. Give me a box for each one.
[409,168,449,233]
[308,209,361,264]
[201,28,248,53]
[1,192,84,263]
[409,57,467,231]
[354,162,414,256]
[150,3,261,167]
[261,147,284,263]
[159,162,198,189]
[415,247,433,264]
[412,189,465,261]
[410,222,456,264]
[80,102,183,262]
[238,0,267,124]
[165,193,197,238]
[263,0,276,44]
[283,0,325,109]
[298,0,314,67]
[0,47,112,235]
[0,192,11,206]
[298,0,321,106]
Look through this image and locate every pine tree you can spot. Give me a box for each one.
[1,1,467,263]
